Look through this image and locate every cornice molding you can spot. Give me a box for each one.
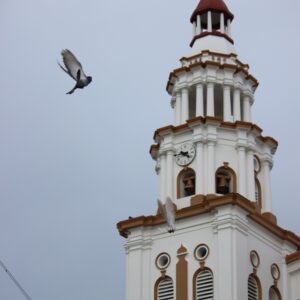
[286,251,300,264]
[117,193,300,249]
[150,118,277,159]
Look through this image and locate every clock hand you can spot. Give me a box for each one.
[181,151,190,158]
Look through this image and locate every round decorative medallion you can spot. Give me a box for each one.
[250,250,260,268]
[194,244,209,261]
[271,263,280,281]
[155,253,171,270]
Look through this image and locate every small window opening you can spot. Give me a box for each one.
[177,168,196,198]
[216,168,234,194]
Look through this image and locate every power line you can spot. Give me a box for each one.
[0,259,33,300]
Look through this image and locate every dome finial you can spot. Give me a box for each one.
[190,0,234,24]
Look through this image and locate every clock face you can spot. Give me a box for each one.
[175,143,196,166]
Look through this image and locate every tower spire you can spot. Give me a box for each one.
[190,0,235,54]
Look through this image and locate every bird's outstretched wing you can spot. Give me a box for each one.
[60,49,87,81]
[165,197,175,233]
[157,198,175,233]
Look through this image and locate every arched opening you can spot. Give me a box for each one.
[255,178,262,209]
[193,268,214,300]
[211,12,221,31]
[269,286,282,300]
[248,274,262,300]
[214,84,223,119]
[189,86,196,119]
[177,168,196,198]
[215,165,236,195]
[154,276,174,300]
[200,13,208,33]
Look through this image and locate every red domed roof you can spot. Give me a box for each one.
[191,0,234,23]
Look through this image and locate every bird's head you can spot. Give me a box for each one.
[87,76,92,83]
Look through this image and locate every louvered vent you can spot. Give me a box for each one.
[195,269,214,300]
[269,288,276,300]
[157,278,174,300]
[248,275,258,300]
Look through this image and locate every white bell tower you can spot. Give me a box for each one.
[117,1,300,299]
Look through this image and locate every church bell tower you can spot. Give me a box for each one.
[117,1,300,299]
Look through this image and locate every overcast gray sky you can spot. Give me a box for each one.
[0,0,299,299]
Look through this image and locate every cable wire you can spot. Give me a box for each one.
[0,259,33,300]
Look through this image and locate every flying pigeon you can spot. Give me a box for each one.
[58,49,92,95]
[157,197,176,233]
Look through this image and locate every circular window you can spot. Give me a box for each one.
[271,263,280,280]
[254,156,261,173]
[155,253,171,270]
[250,250,260,268]
[194,244,209,261]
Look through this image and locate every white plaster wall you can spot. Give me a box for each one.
[190,35,236,56]
[157,123,274,210]
[124,205,298,300]
[288,261,300,300]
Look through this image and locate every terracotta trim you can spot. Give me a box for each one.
[166,58,258,94]
[190,32,234,48]
[180,50,238,61]
[176,245,188,300]
[286,250,300,264]
[149,144,159,160]
[257,136,278,149]
[152,118,275,152]
[117,193,300,248]
[269,286,282,300]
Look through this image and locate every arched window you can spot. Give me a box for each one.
[155,276,174,300]
[255,178,262,209]
[248,274,262,300]
[177,168,196,198]
[215,165,236,195]
[269,286,281,300]
[193,268,214,300]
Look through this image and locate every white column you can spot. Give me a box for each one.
[181,88,189,123]
[208,11,212,32]
[193,21,197,36]
[246,150,255,201]
[227,19,231,36]
[262,160,272,212]
[207,141,216,194]
[220,13,225,33]
[223,85,231,121]
[243,95,252,122]
[207,83,215,116]
[175,92,181,125]
[196,83,204,116]
[159,153,167,201]
[197,15,201,35]
[233,89,241,121]
[195,142,204,194]
[237,146,247,196]
[166,150,174,200]
[126,246,143,300]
